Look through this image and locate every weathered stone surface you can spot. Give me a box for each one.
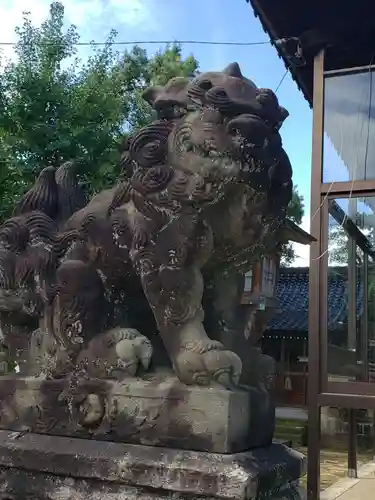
[0,62,294,391]
[0,431,306,499]
[0,469,307,500]
[0,373,274,452]
[0,63,309,499]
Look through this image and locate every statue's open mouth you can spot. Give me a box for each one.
[226,113,291,191]
[227,114,282,159]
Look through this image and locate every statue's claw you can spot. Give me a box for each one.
[173,340,242,388]
[114,328,153,377]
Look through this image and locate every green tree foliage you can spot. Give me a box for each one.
[281,186,306,266]
[0,1,198,219]
[328,212,374,266]
[0,2,304,266]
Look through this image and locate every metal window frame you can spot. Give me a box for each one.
[307,50,375,500]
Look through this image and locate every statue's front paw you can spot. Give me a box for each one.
[174,340,242,388]
[113,328,153,377]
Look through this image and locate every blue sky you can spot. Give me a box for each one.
[148,0,314,210]
[1,0,314,264]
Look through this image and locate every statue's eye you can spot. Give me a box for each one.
[256,89,277,106]
[192,77,212,91]
[198,79,212,91]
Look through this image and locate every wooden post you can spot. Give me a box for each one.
[348,408,358,478]
[303,338,308,406]
[347,199,357,353]
[307,50,324,500]
[346,199,358,478]
[362,253,369,382]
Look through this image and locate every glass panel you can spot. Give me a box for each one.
[320,408,374,476]
[323,70,375,183]
[327,196,375,382]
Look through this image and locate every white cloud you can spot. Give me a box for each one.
[291,215,310,267]
[63,0,159,36]
[0,0,48,61]
[0,0,159,63]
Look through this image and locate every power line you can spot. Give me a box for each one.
[0,39,270,47]
[0,36,297,95]
[274,69,288,93]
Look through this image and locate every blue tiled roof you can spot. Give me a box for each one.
[266,267,364,334]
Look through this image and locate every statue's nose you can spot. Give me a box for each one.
[279,107,289,122]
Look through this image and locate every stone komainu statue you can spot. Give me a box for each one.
[0,62,292,388]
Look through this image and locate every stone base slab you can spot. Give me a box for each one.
[0,373,274,453]
[0,431,306,499]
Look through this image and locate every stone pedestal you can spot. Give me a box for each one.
[0,374,274,453]
[0,430,306,500]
